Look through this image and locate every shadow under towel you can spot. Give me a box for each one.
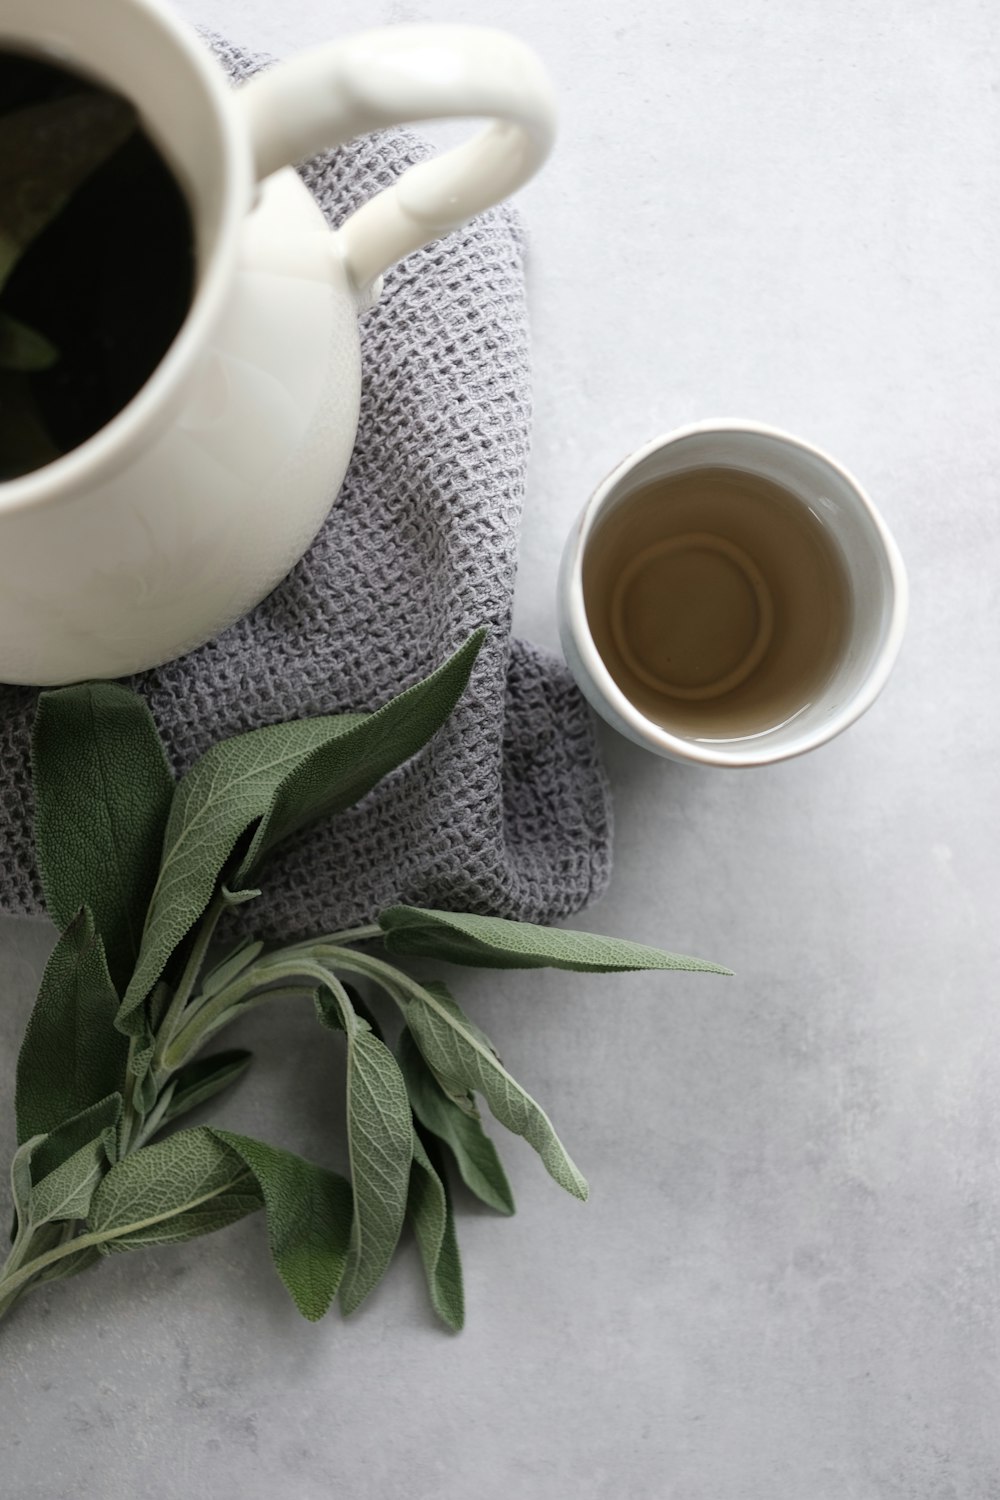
[0,36,612,938]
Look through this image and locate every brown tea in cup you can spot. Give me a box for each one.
[582,465,852,742]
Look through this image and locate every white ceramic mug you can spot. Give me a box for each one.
[558,420,908,767]
[0,0,556,685]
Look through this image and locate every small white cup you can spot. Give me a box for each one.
[557,420,908,768]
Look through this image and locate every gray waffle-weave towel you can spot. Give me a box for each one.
[0,37,612,938]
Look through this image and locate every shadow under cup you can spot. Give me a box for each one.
[558,424,908,767]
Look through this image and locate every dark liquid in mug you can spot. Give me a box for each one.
[583,468,853,742]
[0,48,195,479]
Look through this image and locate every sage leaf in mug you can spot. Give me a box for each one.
[161,1051,253,1128]
[380,907,731,975]
[0,91,136,291]
[210,1132,352,1322]
[397,1026,514,1216]
[403,982,588,1201]
[314,979,412,1315]
[15,909,128,1144]
[0,311,58,372]
[120,631,484,1032]
[0,371,60,477]
[32,683,174,992]
[408,1129,464,1332]
[86,1128,262,1253]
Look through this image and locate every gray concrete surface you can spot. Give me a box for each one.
[3,1,999,1495]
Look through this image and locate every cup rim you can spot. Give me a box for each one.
[0,0,252,517]
[563,418,909,768]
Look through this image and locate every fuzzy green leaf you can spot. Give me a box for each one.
[161,1051,253,1127]
[32,683,174,993]
[9,1137,42,1238]
[119,633,483,1033]
[29,1094,122,1186]
[314,981,413,1315]
[30,1135,109,1226]
[211,1132,352,1322]
[409,1129,464,1331]
[115,713,363,1030]
[403,982,588,1201]
[8,1095,121,1243]
[86,1128,262,1253]
[380,907,731,976]
[397,1026,514,1215]
[33,1245,102,1285]
[235,629,486,882]
[199,941,264,1000]
[15,909,128,1145]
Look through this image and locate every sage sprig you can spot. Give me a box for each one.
[0,630,729,1334]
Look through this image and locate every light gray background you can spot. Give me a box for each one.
[3,1,999,1496]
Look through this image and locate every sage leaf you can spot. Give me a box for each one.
[397,1027,514,1215]
[344,986,383,1038]
[199,941,264,1000]
[314,980,412,1315]
[31,1136,108,1226]
[379,907,732,976]
[30,1093,122,1185]
[426,988,496,1059]
[0,370,60,477]
[115,711,360,1027]
[86,1128,262,1253]
[15,909,128,1144]
[403,982,588,1201]
[0,92,136,290]
[211,1132,352,1322]
[32,682,174,992]
[0,311,58,372]
[120,632,483,1031]
[235,628,486,882]
[10,1137,42,1238]
[161,1051,253,1127]
[409,1130,464,1332]
[127,1007,159,1120]
[220,883,261,909]
[34,1244,102,1285]
[147,980,174,1033]
[127,1008,157,1081]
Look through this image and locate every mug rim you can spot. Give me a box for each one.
[0,0,252,516]
[562,418,909,768]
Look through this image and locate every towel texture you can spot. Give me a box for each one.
[0,36,612,937]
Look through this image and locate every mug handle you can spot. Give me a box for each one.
[237,25,557,301]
